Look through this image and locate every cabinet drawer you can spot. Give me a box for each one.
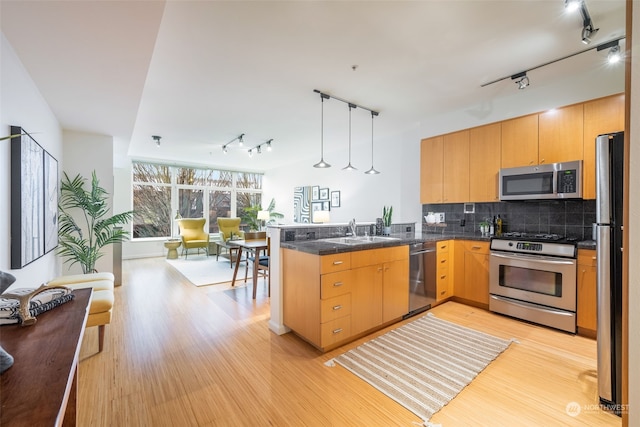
[464,241,490,253]
[437,240,450,253]
[321,253,351,274]
[578,249,597,267]
[437,254,449,270]
[351,245,408,268]
[321,270,353,299]
[321,294,352,323]
[321,316,352,347]
[436,272,450,300]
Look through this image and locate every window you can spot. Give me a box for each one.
[131,162,263,239]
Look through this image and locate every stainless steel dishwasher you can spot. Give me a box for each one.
[405,241,436,318]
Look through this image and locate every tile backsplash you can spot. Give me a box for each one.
[422,200,596,240]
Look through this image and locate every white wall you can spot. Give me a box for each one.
[627,3,639,424]
[61,130,114,274]
[1,33,63,291]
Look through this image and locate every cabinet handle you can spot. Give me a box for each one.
[440,290,446,295]
[333,260,343,265]
[440,259,447,263]
[332,305,343,311]
[440,275,446,279]
[592,257,596,260]
[471,246,482,250]
[540,159,545,164]
[377,267,383,272]
[332,328,343,335]
[333,281,343,287]
[529,160,534,165]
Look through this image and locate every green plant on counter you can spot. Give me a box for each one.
[58,171,134,274]
[382,205,393,227]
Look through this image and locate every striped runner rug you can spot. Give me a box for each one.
[327,313,513,422]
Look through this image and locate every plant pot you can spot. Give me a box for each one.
[383,226,391,236]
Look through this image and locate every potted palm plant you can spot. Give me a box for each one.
[382,205,393,235]
[241,198,283,231]
[57,171,134,274]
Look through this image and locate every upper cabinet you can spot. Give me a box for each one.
[582,94,625,199]
[538,103,584,165]
[420,136,444,203]
[420,94,624,205]
[501,114,538,168]
[469,123,501,202]
[443,130,470,203]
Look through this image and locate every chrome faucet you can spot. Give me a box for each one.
[349,218,357,236]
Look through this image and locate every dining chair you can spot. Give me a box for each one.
[244,233,270,295]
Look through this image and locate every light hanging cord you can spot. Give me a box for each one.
[365,111,380,175]
[313,93,331,168]
[343,103,357,171]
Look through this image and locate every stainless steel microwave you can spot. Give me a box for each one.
[499,160,582,201]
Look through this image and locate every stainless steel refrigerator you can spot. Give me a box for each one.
[595,131,624,415]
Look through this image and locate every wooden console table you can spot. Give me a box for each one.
[0,288,92,427]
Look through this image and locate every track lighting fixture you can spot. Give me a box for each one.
[343,103,357,171]
[312,89,380,170]
[511,72,530,90]
[313,92,331,168]
[221,133,245,152]
[565,0,598,44]
[266,139,272,151]
[152,135,161,147]
[481,36,625,89]
[365,111,380,175]
[248,149,253,157]
[597,39,623,64]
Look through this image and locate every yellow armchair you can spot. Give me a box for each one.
[177,218,209,258]
[217,218,244,241]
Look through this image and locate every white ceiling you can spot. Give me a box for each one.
[1,0,626,172]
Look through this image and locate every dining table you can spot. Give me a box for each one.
[228,239,269,299]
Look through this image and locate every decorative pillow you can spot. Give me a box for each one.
[0,271,17,294]
[0,287,75,325]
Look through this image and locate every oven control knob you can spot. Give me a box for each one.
[508,242,514,247]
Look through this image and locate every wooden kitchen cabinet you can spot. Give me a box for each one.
[283,246,408,352]
[538,103,584,165]
[469,123,501,202]
[420,136,444,203]
[501,114,539,168]
[436,240,452,301]
[583,94,625,200]
[443,130,470,203]
[453,241,490,309]
[577,249,597,338]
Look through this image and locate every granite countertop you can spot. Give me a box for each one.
[281,232,594,255]
[280,232,492,255]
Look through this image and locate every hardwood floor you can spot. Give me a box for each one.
[77,257,620,426]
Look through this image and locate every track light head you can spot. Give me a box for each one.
[238,134,244,146]
[581,24,598,44]
[607,45,621,64]
[152,135,161,147]
[266,140,272,151]
[248,149,252,157]
[511,72,529,90]
[565,0,582,12]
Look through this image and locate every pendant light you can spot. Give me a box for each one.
[365,111,380,174]
[313,93,331,168]
[343,103,357,171]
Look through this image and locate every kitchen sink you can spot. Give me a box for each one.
[321,236,400,245]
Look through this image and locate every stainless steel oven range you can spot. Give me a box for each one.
[489,233,578,333]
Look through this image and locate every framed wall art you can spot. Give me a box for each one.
[311,185,320,201]
[11,126,46,268]
[293,186,311,223]
[44,151,59,254]
[331,191,341,208]
[319,187,329,200]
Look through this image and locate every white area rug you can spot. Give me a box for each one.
[326,313,513,422]
[166,254,245,287]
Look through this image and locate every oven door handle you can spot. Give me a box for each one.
[490,295,575,317]
[490,251,575,265]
